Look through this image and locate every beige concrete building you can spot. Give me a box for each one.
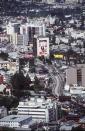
[66,64,85,87]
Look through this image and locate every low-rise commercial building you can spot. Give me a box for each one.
[60,121,79,131]
[0,115,33,128]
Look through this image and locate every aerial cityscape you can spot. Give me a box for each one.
[0,0,85,131]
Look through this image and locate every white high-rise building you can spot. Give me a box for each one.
[18,97,57,123]
[6,22,21,44]
[20,22,46,42]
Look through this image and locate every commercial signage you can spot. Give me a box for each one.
[37,38,49,57]
[54,54,63,59]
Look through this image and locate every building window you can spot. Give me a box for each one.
[77,69,82,86]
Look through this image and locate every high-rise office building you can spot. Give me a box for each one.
[11,33,28,46]
[6,22,20,44]
[20,22,46,42]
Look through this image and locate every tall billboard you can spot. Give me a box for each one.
[37,37,49,57]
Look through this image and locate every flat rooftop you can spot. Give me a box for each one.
[0,115,32,122]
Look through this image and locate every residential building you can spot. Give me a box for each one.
[18,97,57,123]
[65,0,79,3]
[0,34,9,43]
[60,121,79,131]
[44,0,56,4]
[79,116,85,125]
[33,0,56,4]
[0,60,16,72]
[0,84,6,94]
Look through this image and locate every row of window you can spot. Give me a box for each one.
[18,112,46,116]
[18,108,47,112]
[0,122,19,127]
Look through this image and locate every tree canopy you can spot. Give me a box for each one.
[0,127,15,131]
[33,76,44,91]
[0,96,19,110]
[71,126,84,131]
[0,52,8,60]
[11,72,31,90]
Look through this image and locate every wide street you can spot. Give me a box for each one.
[45,62,65,96]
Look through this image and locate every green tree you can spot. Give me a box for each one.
[11,72,32,98]
[0,96,19,110]
[34,76,44,91]
[0,52,8,60]
[11,72,31,90]
[71,126,84,131]
[25,74,32,86]
[34,76,40,85]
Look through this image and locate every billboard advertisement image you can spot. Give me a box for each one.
[37,37,49,57]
